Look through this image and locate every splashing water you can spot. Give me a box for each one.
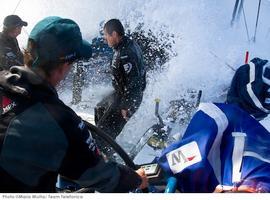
[1,0,270,155]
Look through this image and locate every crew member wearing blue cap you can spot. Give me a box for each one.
[0,16,147,192]
[0,15,28,70]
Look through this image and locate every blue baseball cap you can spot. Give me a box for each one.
[28,16,92,66]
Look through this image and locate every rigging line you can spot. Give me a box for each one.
[236,0,244,22]
[12,0,22,14]
[231,0,240,27]
[13,0,30,37]
[242,3,250,42]
[22,26,29,37]
[253,0,262,43]
[209,51,235,72]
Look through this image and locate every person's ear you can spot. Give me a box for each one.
[57,62,72,77]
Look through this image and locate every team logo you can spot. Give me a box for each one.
[1,96,16,114]
[123,63,133,74]
[86,133,97,152]
[78,120,85,130]
[166,141,202,174]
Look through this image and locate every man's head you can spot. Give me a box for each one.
[103,19,124,48]
[24,16,92,86]
[3,15,28,38]
[226,58,270,120]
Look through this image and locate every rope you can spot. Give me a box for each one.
[242,3,250,42]
[209,51,235,72]
[252,0,262,43]
[231,0,240,27]
[236,0,244,22]
[12,0,22,14]
[13,0,30,37]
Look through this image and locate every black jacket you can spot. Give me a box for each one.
[227,57,270,120]
[111,36,146,110]
[0,66,141,192]
[0,32,24,70]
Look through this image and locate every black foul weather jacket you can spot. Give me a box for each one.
[111,36,146,110]
[0,32,24,70]
[94,36,146,141]
[0,66,141,192]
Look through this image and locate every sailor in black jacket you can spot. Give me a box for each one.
[0,15,27,70]
[0,16,147,192]
[95,19,146,143]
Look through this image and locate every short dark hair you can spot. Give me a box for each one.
[24,39,72,78]
[104,19,124,36]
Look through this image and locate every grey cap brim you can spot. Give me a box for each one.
[13,20,28,27]
[21,21,28,26]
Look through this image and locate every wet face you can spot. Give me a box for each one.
[103,28,119,48]
[50,62,74,87]
[8,26,22,38]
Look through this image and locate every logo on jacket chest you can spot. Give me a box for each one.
[123,62,133,74]
[166,141,202,174]
[1,96,17,114]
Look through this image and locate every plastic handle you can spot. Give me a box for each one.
[245,51,249,64]
[164,177,177,193]
[155,98,161,103]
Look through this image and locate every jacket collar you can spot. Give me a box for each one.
[0,66,58,100]
[113,36,128,50]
